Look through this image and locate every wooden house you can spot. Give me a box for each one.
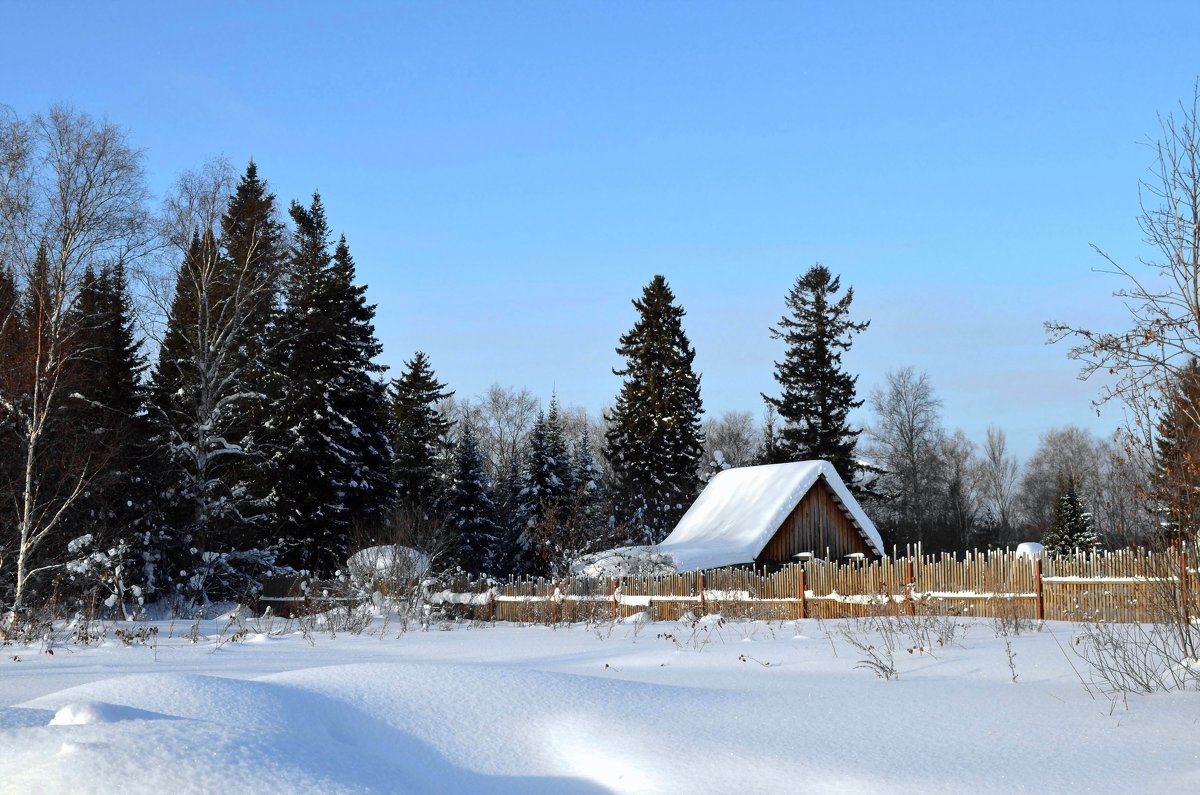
[657,461,884,571]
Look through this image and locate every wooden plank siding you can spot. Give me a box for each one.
[755,477,877,568]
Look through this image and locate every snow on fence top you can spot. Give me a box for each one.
[658,460,885,571]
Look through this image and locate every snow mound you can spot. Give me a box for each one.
[1,620,1198,792]
[1015,542,1044,558]
[49,701,173,726]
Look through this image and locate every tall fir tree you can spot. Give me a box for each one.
[389,351,453,515]
[443,422,501,575]
[605,275,705,544]
[1043,475,1097,554]
[220,161,288,541]
[220,161,287,352]
[66,262,161,598]
[763,264,870,489]
[261,195,392,575]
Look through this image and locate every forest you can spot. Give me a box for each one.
[0,104,1172,621]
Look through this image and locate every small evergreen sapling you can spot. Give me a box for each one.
[1043,475,1097,554]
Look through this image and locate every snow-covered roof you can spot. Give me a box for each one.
[658,461,884,571]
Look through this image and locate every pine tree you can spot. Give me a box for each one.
[763,264,870,487]
[389,351,453,515]
[262,195,392,575]
[1043,475,1097,555]
[444,422,501,575]
[605,275,705,544]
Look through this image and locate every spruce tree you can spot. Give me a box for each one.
[444,422,501,575]
[262,195,392,575]
[570,426,605,524]
[519,397,574,518]
[568,426,612,557]
[220,161,287,349]
[389,351,453,515]
[763,264,870,487]
[1043,475,1097,554]
[67,262,160,595]
[605,275,705,544]
[512,398,575,574]
[490,457,527,576]
[220,162,287,537]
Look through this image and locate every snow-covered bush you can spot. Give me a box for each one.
[174,546,294,611]
[571,546,677,577]
[64,535,146,621]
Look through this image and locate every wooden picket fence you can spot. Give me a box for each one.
[262,547,1198,625]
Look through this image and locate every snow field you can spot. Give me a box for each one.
[0,616,1197,794]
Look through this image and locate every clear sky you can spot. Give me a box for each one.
[4,2,1196,460]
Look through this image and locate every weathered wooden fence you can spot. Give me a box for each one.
[262,547,1198,625]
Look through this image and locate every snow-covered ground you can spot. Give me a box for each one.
[0,612,1196,794]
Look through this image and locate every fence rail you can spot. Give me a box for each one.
[261,547,1198,625]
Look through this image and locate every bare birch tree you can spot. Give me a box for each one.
[0,106,152,625]
[979,426,1020,543]
[703,409,761,471]
[866,367,944,546]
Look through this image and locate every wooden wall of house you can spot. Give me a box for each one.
[755,478,877,567]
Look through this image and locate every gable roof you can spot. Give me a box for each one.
[657,461,885,571]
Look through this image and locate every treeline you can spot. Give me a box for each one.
[0,106,1158,621]
[0,107,730,617]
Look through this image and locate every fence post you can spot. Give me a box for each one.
[905,560,915,616]
[799,567,807,619]
[1035,558,1044,622]
[489,588,497,622]
[698,572,707,615]
[610,579,618,621]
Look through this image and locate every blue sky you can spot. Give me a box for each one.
[5,2,1196,459]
